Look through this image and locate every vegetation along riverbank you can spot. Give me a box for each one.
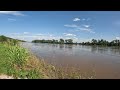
[32,38,120,46]
[0,35,95,79]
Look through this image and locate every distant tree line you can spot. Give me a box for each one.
[80,39,120,46]
[0,35,26,45]
[32,39,73,44]
[32,38,120,46]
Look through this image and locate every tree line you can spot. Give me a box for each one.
[0,35,26,45]
[80,39,120,46]
[32,38,120,46]
[32,39,73,44]
[1,35,120,46]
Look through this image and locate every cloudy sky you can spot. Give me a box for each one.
[0,11,120,42]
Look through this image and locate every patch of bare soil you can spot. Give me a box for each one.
[0,74,14,79]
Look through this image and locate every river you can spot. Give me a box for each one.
[21,42,120,79]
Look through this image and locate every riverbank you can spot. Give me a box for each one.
[0,43,95,79]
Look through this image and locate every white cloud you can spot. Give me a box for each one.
[73,18,80,21]
[64,23,95,33]
[50,35,53,37]
[116,37,120,40]
[63,33,76,37]
[0,11,25,16]
[64,24,78,28]
[73,37,78,40]
[76,27,95,34]
[8,18,16,21]
[78,27,91,32]
[83,25,90,28]
[7,32,64,41]
[36,34,44,36]
[23,32,29,34]
[10,33,20,35]
[36,33,53,37]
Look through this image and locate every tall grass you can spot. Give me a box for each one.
[6,45,29,67]
[0,43,42,79]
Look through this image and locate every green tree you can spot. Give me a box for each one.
[55,40,58,44]
[91,39,97,45]
[0,35,7,43]
[65,39,73,44]
[59,39,64,44]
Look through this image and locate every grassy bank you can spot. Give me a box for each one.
[0,42,95,79]
[0,42,56,79]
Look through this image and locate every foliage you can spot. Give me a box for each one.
[0,43,42,79]
[80,39,120,46]
[32,39,73,44]
[0,35,26,45]
[32,38,120,46]
[59,39,64,44]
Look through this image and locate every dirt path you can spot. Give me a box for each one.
[0,74,14,79]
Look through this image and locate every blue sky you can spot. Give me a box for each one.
[0,11,120,42]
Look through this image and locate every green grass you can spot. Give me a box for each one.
[0,43,43,79]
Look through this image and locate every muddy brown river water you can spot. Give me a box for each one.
[22,42,120,79]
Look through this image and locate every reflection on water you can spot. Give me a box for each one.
[59,44,64,49]
[21,42,120,79]
[65,45,73,49]
[21,42,120,59]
